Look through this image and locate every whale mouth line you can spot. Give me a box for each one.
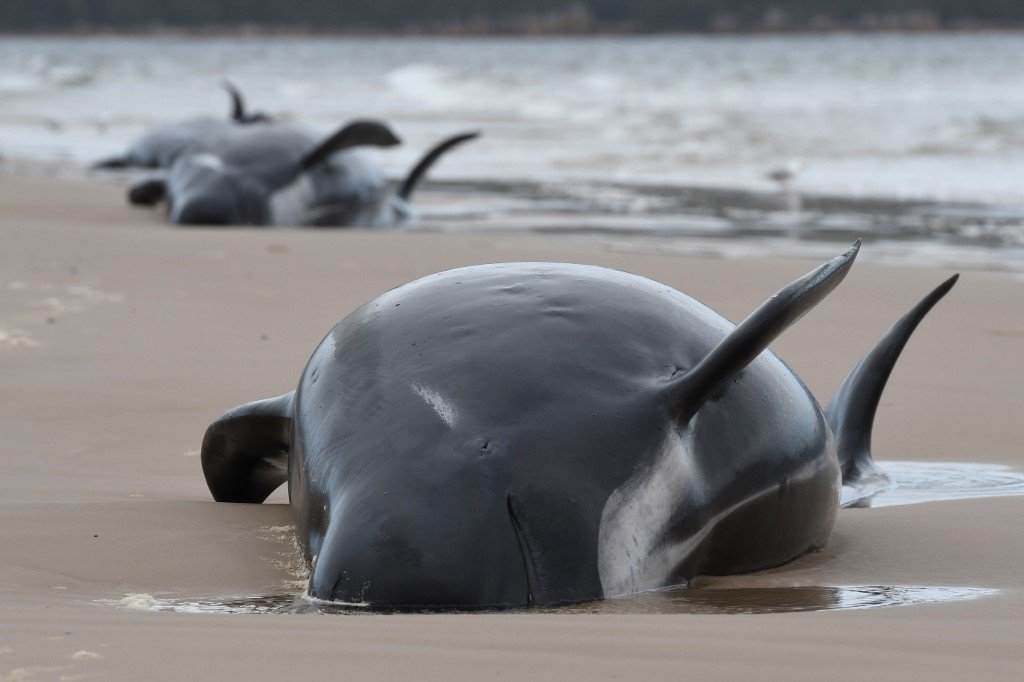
[507,494,536,606]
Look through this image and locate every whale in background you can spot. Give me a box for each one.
[93,81,271,170]
[129,122,477,227]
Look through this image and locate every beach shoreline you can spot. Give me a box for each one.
[5,161,1023,274]
[1,174,1022,680]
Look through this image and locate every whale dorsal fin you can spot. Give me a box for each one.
[666,241,861,421]
[399,131,479,201]
[222,80,246,122]
[300,120,401,171]
[827,275,958,486]
[221,80,272,124]
[201,391,294,503]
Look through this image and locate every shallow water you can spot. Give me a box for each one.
[839,458,1024,507]
[111,585,994,616]
[853,461,1024,508]
[417,178,1024,271]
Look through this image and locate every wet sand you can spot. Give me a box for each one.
[1,175,1022,680]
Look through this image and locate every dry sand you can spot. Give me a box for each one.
[1,174,1022,680]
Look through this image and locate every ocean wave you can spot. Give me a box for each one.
[911,115,1024,155]
[0,51,96,95]
[0,73,47,95]
[385,63,466,109]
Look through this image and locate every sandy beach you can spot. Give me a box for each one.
[1,174,1023,681]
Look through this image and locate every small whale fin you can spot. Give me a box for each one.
[300,120,402,171]
[222,80,246,122]
[222,80,272,124]
[201,391,295,503]
[398,131,480,201]
[128,175,167,206]
[666,241,861,421]
[827,274,958,486]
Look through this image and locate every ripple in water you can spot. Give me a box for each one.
[112,585,993,616]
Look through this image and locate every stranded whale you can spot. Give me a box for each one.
[94,81,271,170]
[129,122,477,227]
[201,244,957,607]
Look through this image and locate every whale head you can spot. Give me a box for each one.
[168,153,270,226]
[290,265,687,608]
[166,120,400,227]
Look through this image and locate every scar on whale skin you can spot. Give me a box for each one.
[410,383,458,428]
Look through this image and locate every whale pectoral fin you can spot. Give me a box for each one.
[128,176,167,206]
[92,155,130,169]
[398,131,480,201]
[299,120,402,171]
[201,391,295,503]
[256,121,400,194]
[666,241,861,421]
[827,275,958,487]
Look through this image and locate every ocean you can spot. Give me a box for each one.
[1,33,1022,270]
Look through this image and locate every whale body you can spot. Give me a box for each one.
[94,81,271,170]
[201,246,956,607]
[128,122,476,227]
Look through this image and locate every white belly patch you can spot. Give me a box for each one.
[597,425,706,598]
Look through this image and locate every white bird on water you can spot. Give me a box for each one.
[766,158,804,192]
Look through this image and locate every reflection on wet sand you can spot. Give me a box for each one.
[417,179,1024,273]
[107,460,1020,617]
[553,585,995,615]
[110,585,994,616]
[103,460,1019,617]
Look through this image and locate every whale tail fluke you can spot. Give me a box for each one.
[399,131,479,201]
[827,275,958,488]
[665,241,861,421]
[201,391,295,503]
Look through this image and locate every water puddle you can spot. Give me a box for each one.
[842,461,1024,508]
[108,585,993,616]
[548,585,995,615]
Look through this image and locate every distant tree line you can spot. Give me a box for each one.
[3,1,1024,32]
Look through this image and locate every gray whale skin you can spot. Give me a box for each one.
[201,243,957,608]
